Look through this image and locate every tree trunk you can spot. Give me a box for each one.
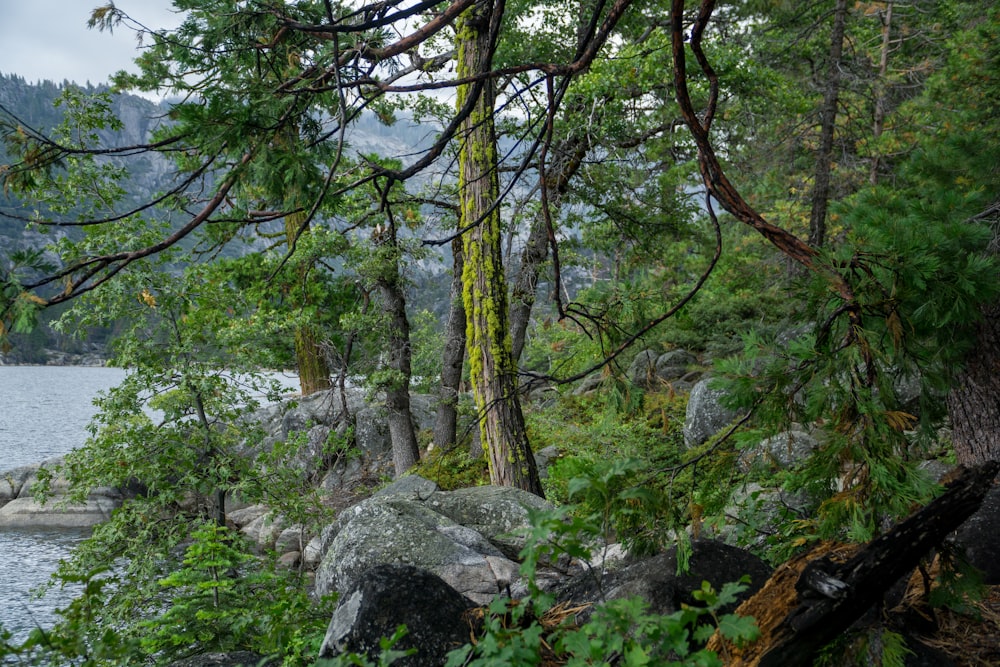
[869,0,893,184]
[285,209,333,396]
[433,236,466,449]
[947,302,1000,465]
[375,223,421,477]
[707,461,1000,666]
[808,0,849,248]
[456,0,544,496]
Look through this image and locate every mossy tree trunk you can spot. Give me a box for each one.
[284,208,332,396]
[456,0,544,497]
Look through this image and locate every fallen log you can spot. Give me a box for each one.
[709,461,1000,666]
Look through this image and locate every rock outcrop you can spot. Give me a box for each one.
[318,564,477,666]
[314,476,548,605]
[684,377,740,448]
[0,457,121,529]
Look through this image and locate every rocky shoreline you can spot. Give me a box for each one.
[5,350,1000,665]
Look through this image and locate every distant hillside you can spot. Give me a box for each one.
[0,73,453,363]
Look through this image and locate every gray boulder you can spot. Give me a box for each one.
[0,458,122,529]
[319,564,477,667]
[950,483,1000,584]
[683,378,739,448]
[422,485,551,559]
[627,349,660,388]
[315,479,549,604]
[315,494,517,604]
[655,349,698,383]
[0,465,37,505]
[555,540,772,624]
[573,371,605,396]
[738,428,820,472]
[721,482,812,549]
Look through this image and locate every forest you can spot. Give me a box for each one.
[1,0,999,665]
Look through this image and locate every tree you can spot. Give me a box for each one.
[455,0,544,495]
[670,0,999,537]
[3,0,657,493]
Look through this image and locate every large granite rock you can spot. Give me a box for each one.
[683,378,739,448]
[319,564,477,666]
[0,458,122,529]
[314,477,548,604]
[950,482,1000,584]
[738,428,821,472]
[627,349,660,388]
[555,539,772,624]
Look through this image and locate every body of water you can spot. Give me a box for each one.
[0,365,127,643]
[0,366,299,645]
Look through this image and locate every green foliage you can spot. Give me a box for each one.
[314,626,415,666]
[528,391,738,556]
[138,522,332,665]
[413,444,490,491]
[444,500,759,667]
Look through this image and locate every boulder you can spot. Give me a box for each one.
[240,511,286,549]
[0,465,37,506]
[318,564,477,667]
[0,458,122,529]
[738,428,820,472]
[303,535,324,569]
[315,478,549,604]
[573,371,605,395]
[950,482,1000,584]
[683,378,739,448]
[421,485,551,560]
[277,551,301,569]
[225,504,268,529]
[314,494,517,604]
[0,496,119,529]
[721,482,812,548]
[275,525,306,553]
[627,349,660,388]
[655,349,698,383]
[555,540,772,624]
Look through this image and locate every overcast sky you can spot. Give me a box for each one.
[0,1,182,87]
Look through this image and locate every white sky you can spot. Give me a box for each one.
[0,1,182,87]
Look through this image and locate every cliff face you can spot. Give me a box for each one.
[0,73,176,242]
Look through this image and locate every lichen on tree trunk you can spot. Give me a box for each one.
[456,0,544,497]
[284,208,332,396]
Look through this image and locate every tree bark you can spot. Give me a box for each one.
[456,0,544,496]
[374,222,421,477]
[808,0,849,248]
[433,236,466,449]
[869,0,893,185]
[947,302,1000,465]
[284,209,333,396]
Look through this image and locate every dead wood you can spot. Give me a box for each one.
[708,461,1000,666]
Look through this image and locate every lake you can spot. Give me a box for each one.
[0,365,128,644]
[0,365,301,646]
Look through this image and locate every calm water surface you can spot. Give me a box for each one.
[0,365,128,643]
[0,366,298,645]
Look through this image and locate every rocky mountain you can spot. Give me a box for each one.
[0,73,452,363]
